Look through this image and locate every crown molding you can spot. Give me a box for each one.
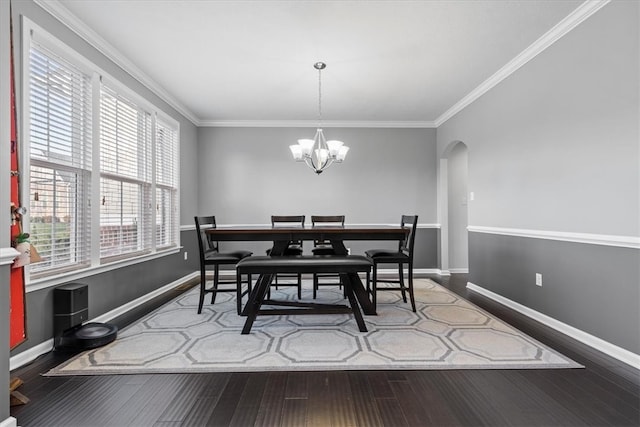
[434,0,611,127]
[198,119,437,128]
[33,0,200,126]
[34,0,610,130]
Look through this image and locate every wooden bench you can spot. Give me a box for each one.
[236,255,373,334]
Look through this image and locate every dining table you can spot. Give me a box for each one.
[205,224,409,330]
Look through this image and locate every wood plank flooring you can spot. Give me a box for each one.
[10,274,640,426]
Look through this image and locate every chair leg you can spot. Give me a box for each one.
[236,270,243,315]
[211,264,220,304]
[297,273,302,299]
[398,263,407,303]
[313,273,318,299]
[372,264,378,309]
[343,275,347,299]
[407,261,416,312]
[198,268,206,314]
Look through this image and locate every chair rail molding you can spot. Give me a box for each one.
[0,247,19,266]
[467,225,640,249]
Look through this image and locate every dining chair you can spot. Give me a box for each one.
[266,215,305,298]
[311,215,346,298]
[365,215,418,312]
[195,216,253,315]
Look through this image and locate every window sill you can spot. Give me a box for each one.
[26,247,182,293]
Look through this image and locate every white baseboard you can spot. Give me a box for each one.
[91,272,199,324]
[9,338,54,372]
[0,417,17,427]
[10,272,199,371]
[410,268,445,276]
[467,282,640,369]
[448,268,469,274]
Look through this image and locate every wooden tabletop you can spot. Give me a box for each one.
[205,224,408,241]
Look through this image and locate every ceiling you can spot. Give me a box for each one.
[52,0,584,126]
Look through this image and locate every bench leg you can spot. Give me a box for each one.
[342,274,368,332]
[241,273,273,334]
[348,272,376,315]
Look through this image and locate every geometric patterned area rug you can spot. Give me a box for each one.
[45,279,581,376]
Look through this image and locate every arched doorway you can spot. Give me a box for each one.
[439,141,469,274]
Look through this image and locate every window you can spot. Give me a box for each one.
[27,41,92,276]
[155,119,179,248]
[25,21,180,282]
[99,85,153,260]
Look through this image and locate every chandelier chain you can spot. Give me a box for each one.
[317,66,322,123]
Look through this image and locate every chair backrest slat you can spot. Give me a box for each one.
[195,216,219,255]
[311,215,345,226]
[271,215,305,227]
[399,215,418,258]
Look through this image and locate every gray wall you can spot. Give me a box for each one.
[8,1,200,355]
[197,127,437,223]
[470,232,639,353]
[197,126,439,268]
[437,1,639,354]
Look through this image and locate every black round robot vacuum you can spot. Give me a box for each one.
[57,322,118,350]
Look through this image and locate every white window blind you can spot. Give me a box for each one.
[28,42,92,276]
[25,20,180,284]
[155,119,179,248]
[99,85,153,259]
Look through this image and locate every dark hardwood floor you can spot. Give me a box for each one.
[10,274,640,426]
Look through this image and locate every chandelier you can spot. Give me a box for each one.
[289,62,349,174]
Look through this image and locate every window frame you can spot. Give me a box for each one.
[22,18,181,291]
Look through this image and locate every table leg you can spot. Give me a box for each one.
[269,239,290,256]
[329,240,348,256]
